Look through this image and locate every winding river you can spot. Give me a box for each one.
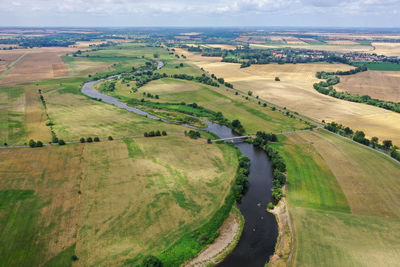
[81,61,278,266]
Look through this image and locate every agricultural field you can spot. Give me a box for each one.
[336,70,400,102]
[177,48,400,144]
[272,129,400,266]
[0,135,238,266]
[0,47,76,85]
[372,42,400,56]
[249,43,374,53]
[109,76,307,134]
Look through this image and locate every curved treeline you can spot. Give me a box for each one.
[313,65,400,113]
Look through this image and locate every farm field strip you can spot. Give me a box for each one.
[273,129,400,266]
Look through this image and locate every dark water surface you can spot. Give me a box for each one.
[80,62,278,266]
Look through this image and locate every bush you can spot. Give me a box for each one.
[162,131,167,136]
[80,137,85,143]
[58,139,66,146]
[141,255,162,267]
[87,137,93,143]
[36,140,43,147]
[267,202,274,210]
[29,139,37,148]
[71,255,79,261]
[94,137,100,142]
[207,138,212,144]
[108,136,113,140]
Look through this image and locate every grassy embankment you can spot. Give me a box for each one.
[271,129,400,266]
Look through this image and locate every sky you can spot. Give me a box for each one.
[1,0,400,27]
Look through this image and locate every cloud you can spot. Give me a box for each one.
[1,0,400,26]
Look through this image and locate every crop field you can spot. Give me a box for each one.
[249,43,374,53]
[178,49,400,144]
[336,70,400,102]
[0,47,77,85]
[361,62,400,71]
[372,42,400,56]
[0,135,238,266]
[272,129,400,266]
[112,77,307,134]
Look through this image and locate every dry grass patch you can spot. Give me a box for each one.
[76,136,237,266]
[336,70,400,102]
[0,144,83,265]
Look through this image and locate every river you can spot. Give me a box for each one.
[81,61,278,266]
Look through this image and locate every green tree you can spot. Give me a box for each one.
[80,137,85,143]
[383,140,393,150]
[94,137,100,142]
[141,255,162,267]
[29,139,37,148]
[371,137,379,148]
[108,136,113,140]
[87,137,93,143]
[58,139,66,146]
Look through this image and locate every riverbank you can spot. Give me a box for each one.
[267,190,293,267]
[184,206,244,267]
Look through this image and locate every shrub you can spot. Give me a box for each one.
[94,137,100,142]
[108,136,113,140]
[267,202,274,210]
[80,137,85,143]
[71,255,79,261]
[87,137,93,143]
[141,255,162,267]
[52,136,58,143]
[58,139,66,146]
[29,139,36,148]
[207,138,212,144]
[162,131,167,136]
[36,140,43,147]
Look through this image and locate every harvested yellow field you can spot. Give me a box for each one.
[0,47,75,85]
[325,40,359,45]
[179,49,400,144]
[205,44,236,50]
[336,70,400,102]
[372,42,400,56]
[250,43,373,53]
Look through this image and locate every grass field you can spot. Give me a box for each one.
[178,48,400,144]
[111,77,307,134]
[336,70,400,102]
[272,129,400,266]
[361,62,400,71]
[0,136,238,266]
